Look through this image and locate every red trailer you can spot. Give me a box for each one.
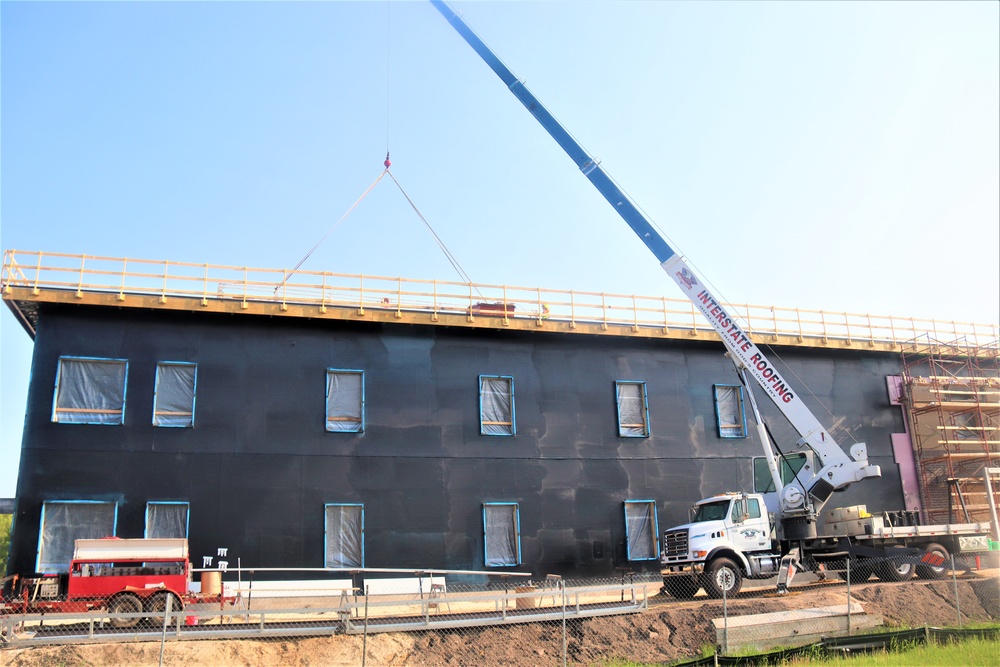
[2,538,225,628]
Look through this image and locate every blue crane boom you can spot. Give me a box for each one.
[431,0,881,524]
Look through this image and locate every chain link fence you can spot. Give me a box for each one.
[2,564,998,666]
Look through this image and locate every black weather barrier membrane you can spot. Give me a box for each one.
[665,626,1000,667]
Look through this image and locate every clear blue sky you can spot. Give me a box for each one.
[2,1,998,497]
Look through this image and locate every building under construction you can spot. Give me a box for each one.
[2,250,998,579]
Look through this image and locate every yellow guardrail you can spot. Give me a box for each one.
[3,249,998,352]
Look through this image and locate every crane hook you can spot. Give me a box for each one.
[384,152,391,169]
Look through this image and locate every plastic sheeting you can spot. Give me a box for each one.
[714,385,745,438]
[484,503,519,566]
[146,502,189,538]
[38,501,117,572]
[52,358,127,424]
[624,501,657,560]
[325,505,363,567]
[153,363,196,427]
[616,382,648,437]
[480,376,513,435]
[326,371,363,432]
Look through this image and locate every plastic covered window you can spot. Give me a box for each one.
[753,453,809,493]
[325,504,364,568]
[483,503,520,566]
[624,500,659,560]
[153,362,197,427]
[145,502,190,538]
[52,357,127,425]
[714,384,747,438]
[616,381,650,437]
[37,501,117,573]
[326,370,364,433]
[479,376,514,436]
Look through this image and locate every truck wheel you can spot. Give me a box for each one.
[702,558,742,598]
[146,591,183,618]
[915,542,950,580]
[874,550,914,582]
[108,593,143,628]
[663,576,699,600]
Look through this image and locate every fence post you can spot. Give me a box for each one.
[158,594,173,667]
[362,585,369,667]
[951,555,961,627]
[561,580,567,667]
[722,579,729,655]
[846,559,852,636]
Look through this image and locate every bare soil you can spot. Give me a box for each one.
[4,575,999,667]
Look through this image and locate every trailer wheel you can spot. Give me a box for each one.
[107,593,143,628]
[702,557,742,598]
[146,591,183,618]
[663,576,699,600]
[915,542,950,580]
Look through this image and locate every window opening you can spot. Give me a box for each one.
[483,502,520,566]
[326,370,364,432]
[325,504,364,567]
[479,375,515,436]
[52,357,128,425]
[616,381,650,437]
[153,362,197,427]
[624,500,659,560]
[37,501,118,573]
[145,502,190,538]
[714,384,747,438]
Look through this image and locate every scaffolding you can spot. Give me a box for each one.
[900,335,1000,529]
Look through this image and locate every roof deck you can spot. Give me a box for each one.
[3,249,998,356]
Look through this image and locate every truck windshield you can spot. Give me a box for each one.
[692,500,731,522]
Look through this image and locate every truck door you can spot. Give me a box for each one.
[730,497,769,552]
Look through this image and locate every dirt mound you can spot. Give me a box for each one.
[4,577,998,666]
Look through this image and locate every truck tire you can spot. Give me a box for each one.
[146,591,183,619]
[702,557,742,598]
[915,542,950,580]
[107,593,143,628]
[663,576,699,600]
[874,550,915,582]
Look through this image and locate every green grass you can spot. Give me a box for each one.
[784,636,1000,665]
[605,634,1000,666]
[0,513,11,576]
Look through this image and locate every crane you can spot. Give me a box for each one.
[431,0,881,539]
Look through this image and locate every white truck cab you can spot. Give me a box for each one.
[661,492,783,599]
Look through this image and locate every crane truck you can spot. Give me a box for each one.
[431,1,994,597]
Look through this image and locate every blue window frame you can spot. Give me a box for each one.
[37,500,118,573]
[615,381,650,437]
[713,384,748,438]
[326,369,364,432]
[479,375,515,436]
[145,501,190,538]
[624,500,659,561]
[153,362,197,427]
[51,356,128,425]
[325,503,364,567]
[483,502,521,566]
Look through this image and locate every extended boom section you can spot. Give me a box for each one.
[432,1,880,526]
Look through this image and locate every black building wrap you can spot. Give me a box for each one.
[8,302,906,579]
